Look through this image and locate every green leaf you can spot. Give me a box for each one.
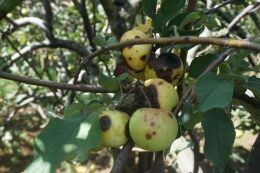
[142,0,157,19]
[242,76,260,99]
[167,11,190,29]
[98,73,128,92]
[179,100,193,125]
[85,100,103,111]
[183,104,204,130]
[228,49,252,68]
[194,72,234,112]
[25,111,102,173]
[197,14,221,30]
[202,108,235,172]
[93,35,107,46]
[153,0,185,32]
[189,54,218,78]
[107,36,117,45]
[64,101,85,118]
[178,12,203,28]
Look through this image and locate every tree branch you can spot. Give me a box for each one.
[203,0,238,15]
[0,71,108,93]
[72,0,96,50]
[110,139,135,173]
[244,132,260,173]
[225,3,258,36]
[41,0,54,40]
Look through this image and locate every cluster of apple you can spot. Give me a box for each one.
[96,28,184,152]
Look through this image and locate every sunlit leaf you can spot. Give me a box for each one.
[25,111,102,173]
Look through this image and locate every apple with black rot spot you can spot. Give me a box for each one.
[120,30,152,72]
[129,108,179,152]
[137,78,179,112]
[144,52,184,86]
[98,110,130,148]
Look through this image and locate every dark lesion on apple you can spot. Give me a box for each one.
[99,115,112,132]
[146,52,182,82]
[136,85,160,109]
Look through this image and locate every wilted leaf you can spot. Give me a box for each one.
[202,108,235,172]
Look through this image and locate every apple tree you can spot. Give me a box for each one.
[1,0,260,173]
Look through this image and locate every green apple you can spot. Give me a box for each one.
[129,108,178,151]
[120,30,152,72]
[99,110,130,148]
[137,78,179,111]
[144,52,184,86]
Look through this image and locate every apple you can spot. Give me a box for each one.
[99,110,130,148]
[129,108,179,151]
[120,30,152,72]
[137,78,179,111]
[144,52,184,86]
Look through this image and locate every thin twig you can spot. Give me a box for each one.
[203,0,238,15]
[226,4,257,36]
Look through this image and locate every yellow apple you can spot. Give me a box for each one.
[137,78,179,111]
[129,108,179,151]
[99,110,130,148]
[120,30,152,72]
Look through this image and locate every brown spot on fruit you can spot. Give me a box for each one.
[158,81,163,85]
[146,53,182,82]
[146,134,152,140]
[152,131,156,135]
[150,122,155,126]
[141,55,147,61]
[129,57,132,60]
[168,113,173,118]
[99,115,111,132]
[135,36,140,39]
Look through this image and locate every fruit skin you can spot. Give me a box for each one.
[99,110,130,148]
[120,30,152,72]
[137,78,179,111]
[129,108,178,151]
[144,52,184,86]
